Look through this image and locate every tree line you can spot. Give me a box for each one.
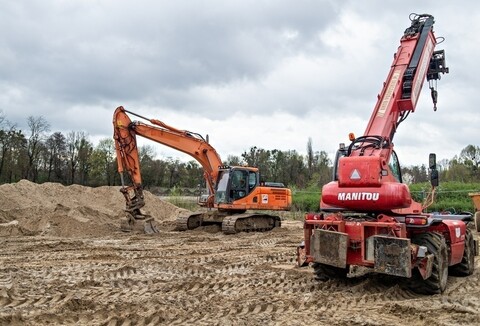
[1,113,479,191]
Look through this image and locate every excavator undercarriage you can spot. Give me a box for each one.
[119,208,282,234]
[175,210,281,234]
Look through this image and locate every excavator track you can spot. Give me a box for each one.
[175,212,204,231]
[221,213,281,234]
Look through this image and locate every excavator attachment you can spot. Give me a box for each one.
[120,211,160,234]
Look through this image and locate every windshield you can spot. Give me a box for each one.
[389,150,403,183]
[248,171,257,190]
[333,148,348,181]
[214,170,230,204]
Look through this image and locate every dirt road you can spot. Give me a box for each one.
[1,181,480,325]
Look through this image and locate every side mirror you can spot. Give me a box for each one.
[429,153,437,170]
[429,153,439,187]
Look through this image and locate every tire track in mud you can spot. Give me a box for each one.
[134,264,474,325]
[1,228,480,325]
[0,231,300,325]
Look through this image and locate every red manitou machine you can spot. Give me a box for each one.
[297,14,477,294]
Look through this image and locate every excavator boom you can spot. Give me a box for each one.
[114,106,222,208]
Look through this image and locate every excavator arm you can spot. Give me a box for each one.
[113,106,223,215]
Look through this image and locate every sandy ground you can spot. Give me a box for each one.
[1,181,480,325]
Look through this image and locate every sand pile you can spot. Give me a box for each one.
[0,180,188,237]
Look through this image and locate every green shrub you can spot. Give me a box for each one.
[292,189,320,212]
[410,181,479,213]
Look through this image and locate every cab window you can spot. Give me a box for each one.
[389,150,403,183]
[231,170,248,200]
[248,171,257,191]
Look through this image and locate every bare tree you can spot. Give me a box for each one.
[460,144,480,180]
[45,132,67,182]
[0,110,5,126]
[307,137,314,178]
[77,136,93,185]
[66,131,81,184]
[25,116,50,182]
[97,138,116,185]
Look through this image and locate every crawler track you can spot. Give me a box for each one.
[222,213,281,234]
[176,211,282,234]
[175,212,204,231]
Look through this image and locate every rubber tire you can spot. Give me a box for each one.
[449,228,475,276]
[312,263,347,281]
[407,232,449,295]
[475,211,480,233]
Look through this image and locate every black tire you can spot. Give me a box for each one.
[312,262,347,281]
[449,228,475,276]
[406,232,448,294]
[475,212,480,233]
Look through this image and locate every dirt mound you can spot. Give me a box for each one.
[0,180,188,237]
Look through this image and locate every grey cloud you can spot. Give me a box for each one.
[0,1,338,112]
[0,0,478,166]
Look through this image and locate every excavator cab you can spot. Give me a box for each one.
[214,167,258,204]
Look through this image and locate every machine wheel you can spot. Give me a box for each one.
[312,263,347,281]
[407,232,448,294]
[449,228,475,276]
[475,212,480,233]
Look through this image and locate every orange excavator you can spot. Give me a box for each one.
[113,106,292,234]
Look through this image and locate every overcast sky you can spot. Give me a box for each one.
[1,0,479,167]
